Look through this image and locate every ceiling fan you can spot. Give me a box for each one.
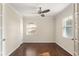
[38,7,50,17]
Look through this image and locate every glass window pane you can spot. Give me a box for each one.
[65,27,73,37]
[63,16,73,38]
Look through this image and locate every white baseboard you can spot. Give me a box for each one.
[23,41,55,43]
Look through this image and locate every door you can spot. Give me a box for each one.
[74,3,79,56]
[69,3,79,56]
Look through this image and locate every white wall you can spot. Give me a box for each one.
[3,4,23,55]
[23,15,55,43]
[55,4,74,55]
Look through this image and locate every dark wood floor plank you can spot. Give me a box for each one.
[10,43,72,56]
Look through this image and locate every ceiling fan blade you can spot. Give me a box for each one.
[42,9,50,13]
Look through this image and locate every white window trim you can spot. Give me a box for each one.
[62,15,73,39]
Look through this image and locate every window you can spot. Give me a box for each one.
[63,16,73,39]
[26,23,37,35]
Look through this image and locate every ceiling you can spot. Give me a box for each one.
[8,3,70,16]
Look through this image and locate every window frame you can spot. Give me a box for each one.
[62,15,73,39]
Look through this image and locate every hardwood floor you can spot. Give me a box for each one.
[10,43,72,56]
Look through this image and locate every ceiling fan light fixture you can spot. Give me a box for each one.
[41,13,45,17]
[38,7,50,17]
